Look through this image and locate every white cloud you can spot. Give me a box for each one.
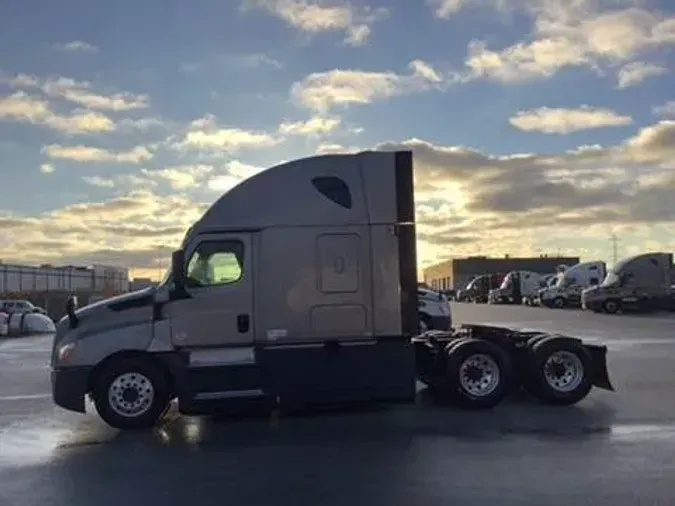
[54,41,99,53]
[207,160,264,192]
[242,0,388,46]
[0,190,209,276]
[118,117,165,131]
[171,114,280,153]
[291,60,451,112]
[83,176,116,188]
[83,173,160,189]
[409,59,444,83]
[1,73,149,111]
[617,61,668,89]
[237,53,283,68]
[278,116,341,135]
[0,92,116,134]
[39,163,55,174]
[42,144,153,163]
[315,143,361,154]
[429,0,471,18]
[462,3,675,83]
[509,106,633,134]
[140,165,214,190]
[654,101,675,118]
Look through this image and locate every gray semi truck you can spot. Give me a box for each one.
[50,150,614,430]
[582,252,674,314]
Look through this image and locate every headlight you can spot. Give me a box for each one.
[57,342,77,362]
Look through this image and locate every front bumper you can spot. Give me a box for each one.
[540,297,556,308]
[582,299,602,311]
[51,366,92,413]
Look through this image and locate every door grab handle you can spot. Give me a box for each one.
[237,314,250,333]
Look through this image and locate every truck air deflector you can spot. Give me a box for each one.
[395,150,418,338]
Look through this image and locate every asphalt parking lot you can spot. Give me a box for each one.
[1,303,675,506]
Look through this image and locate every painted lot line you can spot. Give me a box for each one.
[0,393,52,402]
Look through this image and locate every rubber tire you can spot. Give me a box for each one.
[553,297,565,309]
[445,339,511,409]
[527,338,593,406]
[603,299,620,314]
[92,356,171,430]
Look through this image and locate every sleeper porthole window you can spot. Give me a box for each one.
[312,176,353,209]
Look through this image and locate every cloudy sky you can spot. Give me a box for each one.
[1,0,674,279]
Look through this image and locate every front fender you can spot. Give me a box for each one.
[68,321,154,367]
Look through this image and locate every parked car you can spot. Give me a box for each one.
[0,299,47,315]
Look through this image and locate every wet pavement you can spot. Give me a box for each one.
[2,304,675,505]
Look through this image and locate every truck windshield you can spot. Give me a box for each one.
[602,271,620,287]
[500,274,513,290]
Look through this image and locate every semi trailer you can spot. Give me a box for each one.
[50,150,614,430]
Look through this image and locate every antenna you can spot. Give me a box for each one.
[609,233,620,265]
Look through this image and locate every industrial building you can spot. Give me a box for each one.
[423,255,580,291]
[0,262,130,295]
[0,262,133,319]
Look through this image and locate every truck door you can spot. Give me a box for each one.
[512,272,522,301]
[566,276,581,305]
[168,233,254,348]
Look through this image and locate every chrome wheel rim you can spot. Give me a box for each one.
[544,351,584,392]
[108,372,154,418]
[459,353,501,397]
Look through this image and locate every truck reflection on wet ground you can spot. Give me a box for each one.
[2,393,619,462]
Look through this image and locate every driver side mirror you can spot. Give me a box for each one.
[172,249,186,289]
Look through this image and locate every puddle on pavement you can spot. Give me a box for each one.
[0,420,114,466]
[4,405,675,466]
[610,424,675,442]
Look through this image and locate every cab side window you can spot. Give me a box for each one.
[186,240,244,287]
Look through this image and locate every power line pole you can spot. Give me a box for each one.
[609,234,620,265]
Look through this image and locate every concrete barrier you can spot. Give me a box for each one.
[7,312,56,337]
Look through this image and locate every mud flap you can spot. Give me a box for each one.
[583,343,614,391]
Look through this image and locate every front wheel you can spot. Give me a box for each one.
[603,299,620,314]
[92,356,171,430]
[445,339,511,409]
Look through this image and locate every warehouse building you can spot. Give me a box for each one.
[0,262,132,319]
[0,262,129,295]
[423,255,580,291]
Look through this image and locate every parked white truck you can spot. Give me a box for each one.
[538,261,606,309]
[50,151,613,430]
[488,271,543,305]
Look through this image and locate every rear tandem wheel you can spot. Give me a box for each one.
[524,337,593,405]
[444,338,512,409]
